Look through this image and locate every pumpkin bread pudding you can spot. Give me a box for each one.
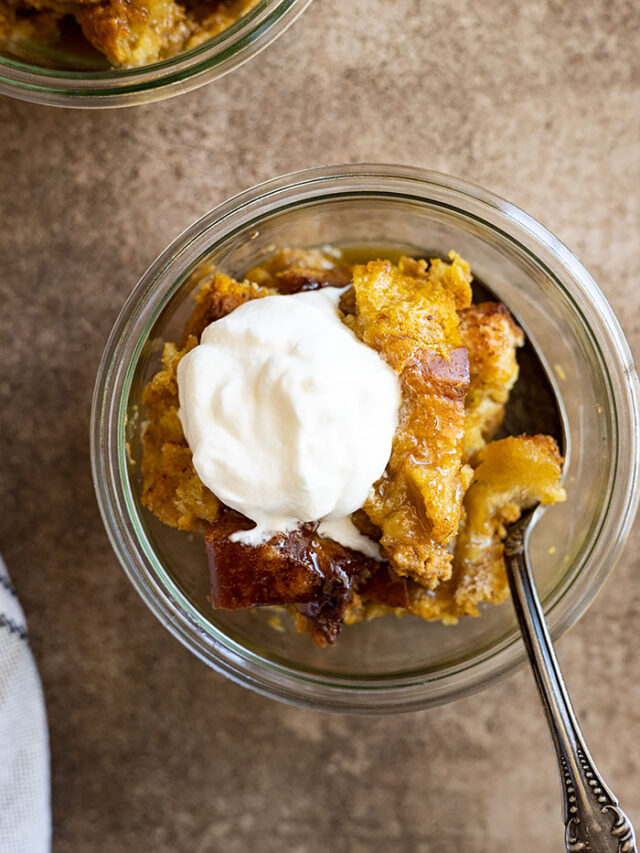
[140,248,565,646]
[0,0,259,67]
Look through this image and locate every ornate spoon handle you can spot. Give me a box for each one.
[504,511,637,853]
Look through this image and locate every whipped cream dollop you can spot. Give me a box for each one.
[177,287,400,557]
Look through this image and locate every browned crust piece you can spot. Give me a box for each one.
[245,248,345,284]
[452,434,565,615]
[345,255,473,588]
[179,271,274,344]
[75,0,192,66]
[140,337,221,530]
[180,252,352,342]
[459,302,524,462]
[349,434,565,624]
[3,0,260,65]
[243,247,353,294]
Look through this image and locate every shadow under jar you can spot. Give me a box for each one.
[91,165,640,713]
[0,0,311,107]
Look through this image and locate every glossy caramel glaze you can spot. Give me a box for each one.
[205,512,377,646]
[244,248,353,293]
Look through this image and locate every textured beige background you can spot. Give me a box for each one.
[1,1,639,850]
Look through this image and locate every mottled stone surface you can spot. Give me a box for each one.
[1,1,639,850]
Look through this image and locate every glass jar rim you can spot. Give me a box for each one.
[0,0,311,107]
[91,164,640,712]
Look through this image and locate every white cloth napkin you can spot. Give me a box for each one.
[0,558,51,853]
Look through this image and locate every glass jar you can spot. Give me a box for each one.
[91,165,640,712]
[0,0,311,107]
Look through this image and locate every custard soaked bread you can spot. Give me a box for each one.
[459,302,524,461]
[343,256,473,589]
[140,248,565,646]
[345,434,565,627]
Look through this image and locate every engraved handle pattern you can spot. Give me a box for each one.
[561,750,636,853]
[504,509,637,853]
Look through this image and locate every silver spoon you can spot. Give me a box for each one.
[487,290,637,851]
[504,510,636,852]
[470,272,637,851]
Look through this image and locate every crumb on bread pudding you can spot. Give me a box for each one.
[140,247,565,646]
